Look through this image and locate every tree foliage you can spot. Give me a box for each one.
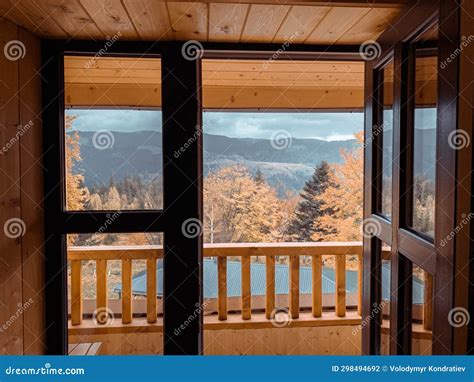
[286,161,336,241]
[312,132,364,241]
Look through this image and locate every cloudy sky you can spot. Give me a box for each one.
[67,109,364,141]
[66,108,436,141]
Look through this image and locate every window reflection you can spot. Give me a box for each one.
[411,24,438,237]
[381,61,394,218]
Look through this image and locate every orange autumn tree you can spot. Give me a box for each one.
[312,131,364,241]
[65,115,89,211]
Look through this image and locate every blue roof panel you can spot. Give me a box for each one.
[114,258,424,304]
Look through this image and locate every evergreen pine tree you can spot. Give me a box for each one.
[254,169,265,185]
[286,161,336,241]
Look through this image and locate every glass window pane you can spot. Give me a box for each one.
[64,56,163,211]
[67,233,163,355]
[381,61,394,218]
[411,26,438,236]
[380,243,391,355]
[411,265,433,355]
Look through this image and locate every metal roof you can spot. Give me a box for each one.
[114,259,424,304]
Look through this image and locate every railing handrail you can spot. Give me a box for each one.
[68,241,365,260]
[68,241,365,326]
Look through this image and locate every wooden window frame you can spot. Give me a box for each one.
[41,40,363,355]
[363,0,466,355]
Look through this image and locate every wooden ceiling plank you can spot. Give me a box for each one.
[335,7,401,44]
[272,5,330,43]
[123,0,173,41]
[78,0,139,39]
[208,3,249,42]
[1,0,67,38]
[167,2,208,41]
[165,0,406,8]
[203,60,364,73]
[41,0,103,39]
[240,4,291,43]
[65,57,161,71]
[305,6,371,44]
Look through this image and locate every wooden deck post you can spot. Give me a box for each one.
[122,258,132,324]
[312,254,322,317]
[96,259,107,324]
[70,260,82,325]
[265,255,275,319]
[289,255,300,319]
[242,255,251,320]
[217,257,227,321]
[335,255,346,317]
[146,258,157,324]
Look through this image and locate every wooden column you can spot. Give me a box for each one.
[162,44,203,354]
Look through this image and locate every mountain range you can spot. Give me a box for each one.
[73,130,355,193]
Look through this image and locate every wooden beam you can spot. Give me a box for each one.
[65,83,364,110]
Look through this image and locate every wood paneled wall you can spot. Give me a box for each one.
[70,324,363,355]
[0,17,44,355]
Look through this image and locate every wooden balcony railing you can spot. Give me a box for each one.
[68,242,382,326]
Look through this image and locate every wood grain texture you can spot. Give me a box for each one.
[0,19,44,355]
[1,1,402,44]
[121,258,132,324]
[217,256,227,320]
